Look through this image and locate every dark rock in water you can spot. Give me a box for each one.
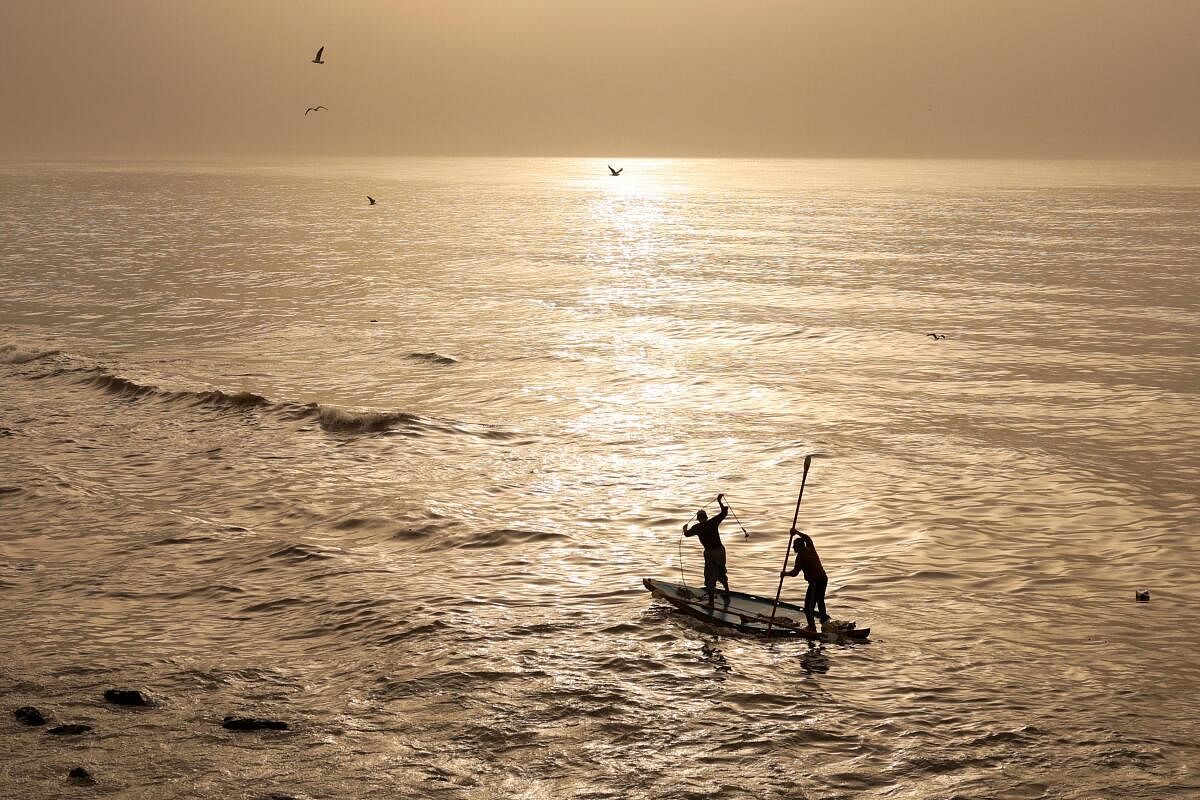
[67,767,96,786]
[406,351,459,365]
[14,706,47,726]
[222,716,289,731]
[104,688,152,707]
[1136,589,1150,602]
[46,724,92,736]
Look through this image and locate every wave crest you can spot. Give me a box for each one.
[81,370,270,410]
[6,343,521,442]
[0,344,62,364]
[303,405,426,434]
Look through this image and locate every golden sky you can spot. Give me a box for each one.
[2,0,1197,158]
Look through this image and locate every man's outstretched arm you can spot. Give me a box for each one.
[713,493,729,523]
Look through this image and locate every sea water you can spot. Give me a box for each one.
[2,158,1198,798]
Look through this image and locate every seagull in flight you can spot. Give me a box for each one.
[367,196,376,205]
[304,106,327,116]
[608,165,623,176]
[312,46,325,64]
[926,333,947,340]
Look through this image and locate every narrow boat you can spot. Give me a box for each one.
[643,577,870,641]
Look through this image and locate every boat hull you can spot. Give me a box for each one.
[642,577,870,641]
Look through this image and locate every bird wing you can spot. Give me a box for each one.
[367,196,375,203]
[314,46,324,61]
[616,168,623,174]
[305,108,313,115]
[316,106,327,110]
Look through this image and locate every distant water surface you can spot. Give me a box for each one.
[2,158,1199,799]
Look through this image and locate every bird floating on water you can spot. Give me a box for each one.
[608,165,623,176]
[305,106,327,116]
[312,46,325,64]
[367,196,376,205]
[926,333,947,340]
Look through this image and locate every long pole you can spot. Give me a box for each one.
[767,454,813,635]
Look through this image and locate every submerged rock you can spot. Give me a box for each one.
[406,351,459,365]
[67,767,96,786]
[1136,589,1150,602]
[46,724,92,736]
[222,716,289,731]
[13,706,46,726]
[103,689,152,707]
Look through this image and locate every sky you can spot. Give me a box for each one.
[1,0,1198,159]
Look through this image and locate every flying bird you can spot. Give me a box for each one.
[367,196,376,205]
[608,165,623,176]
[926,333,947,340]
[304,106,327,116]
[312,46,325,64]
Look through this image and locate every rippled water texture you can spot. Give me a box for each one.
[2,159,1199,799]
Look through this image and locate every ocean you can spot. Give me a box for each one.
[2,158,1198,799]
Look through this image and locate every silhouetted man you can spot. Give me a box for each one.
[780,528,828,630]
[684,493,731,603]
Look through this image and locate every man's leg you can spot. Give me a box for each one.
[707,547,729,603]
[703,554,717,604]
[803,581,817,629]
[714,548,730,601]
[815,577,829,623]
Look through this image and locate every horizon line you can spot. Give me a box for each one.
[4,153,1200,164]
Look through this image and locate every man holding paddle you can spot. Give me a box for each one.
[780,528,829,630]
[683,493,732,604]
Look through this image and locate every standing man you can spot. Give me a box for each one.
[684,494,731,603]
[780,528,829,630]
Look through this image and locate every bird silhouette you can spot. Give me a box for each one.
[304,106,327,116]
[926,333,947,340]
[367,196,376,205]
[312,46,325,64]
[608,165,623,176]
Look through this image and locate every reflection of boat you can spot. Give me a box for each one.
[643,578,870,641]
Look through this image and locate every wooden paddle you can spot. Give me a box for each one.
[767,454,812,635]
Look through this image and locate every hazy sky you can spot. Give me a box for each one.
[2,0,1198,158]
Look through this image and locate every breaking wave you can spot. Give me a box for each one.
[80,370,272,410]
[296,405,427,434]
[288,403,520,439]
[0,344,62,365]
[2,342,519,442]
